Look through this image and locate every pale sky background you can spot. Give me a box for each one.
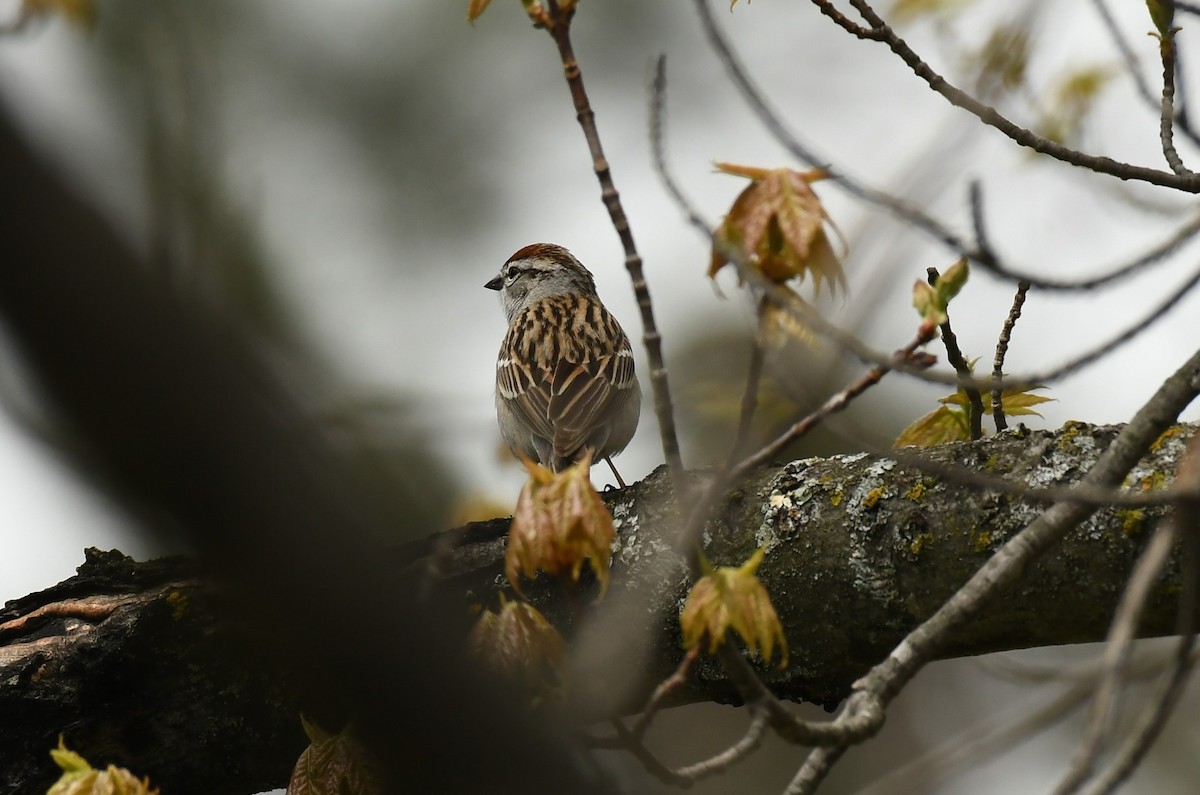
[1,1,1199,793]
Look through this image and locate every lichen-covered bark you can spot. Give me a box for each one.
[422,422,1196,711]
[0,422,1192,790]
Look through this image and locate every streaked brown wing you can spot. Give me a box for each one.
[548,340,636,461]
[497,339,556,446]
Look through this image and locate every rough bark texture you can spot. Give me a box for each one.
[0,422,1193,793]
[0,550,304,795]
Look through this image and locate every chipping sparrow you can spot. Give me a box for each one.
[486,243,642,486]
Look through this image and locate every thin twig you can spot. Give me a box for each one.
[1089,0,1158,109]
[1052,516,1181,794]
[609,718,690,787]
[783,745,848,795]
[975,211,1200,292]
[542,1,685,486]
[1086,606,1198,795]
[968,180,999,270]
[715,644,884,746]
[1088,0,1200,149]
[732,332,936,478]
[631,645,701,740]
[927,266,983,440]
[698,0,1200,292]
[1157,24,1194,176]
[690,0,974,256]
[990,280,1031,432]
[1085,640,1197,795]
[1055,435,1200,795]
[611,703,771,786]
[675,706,770,781]
[987,168,1192,298]
[822,0,1200,192]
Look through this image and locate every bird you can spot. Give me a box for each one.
[486,243,641,487]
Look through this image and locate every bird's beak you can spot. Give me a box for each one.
[484,275,503,291]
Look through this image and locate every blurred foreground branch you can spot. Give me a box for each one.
[0,109,609,795]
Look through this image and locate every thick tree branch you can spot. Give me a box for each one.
[2,422,1195,791]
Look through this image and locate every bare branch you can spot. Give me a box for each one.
[631,646,701,741]
[542,1,685,483]
[612,702,771,786]
[990,280,1031,432]
[927,265,983,440]
[1056,434,1200,794]
[690,0,972,254]
[832,0,1200,191]
[1053,514,1182,794]
[730,333,935,479]
[1157,25,1194,176]
[1085,633,1198,795]
[783,745,847,795]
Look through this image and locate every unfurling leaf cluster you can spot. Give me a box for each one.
[911,257,968,331]
[469,597,569,702]
[710,163,846,299]
[1147,0,1176,37]
[896,385,1053,447]
[47,739,158,795]
[470,453,616,701]
[680,548,788,668]
[287,718,382,795]
[505,451,615,597]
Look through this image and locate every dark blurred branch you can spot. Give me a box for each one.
[0,109,609,795]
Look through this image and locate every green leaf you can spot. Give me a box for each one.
[895,405,971,447]
[1147,0,1175,36]
[999,388,1054,417]
[935,258,969,307]
[912,279,946,327]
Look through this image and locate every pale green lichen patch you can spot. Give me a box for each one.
[903,482,927,502]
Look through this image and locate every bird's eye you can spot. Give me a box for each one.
[504,267,523,286]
